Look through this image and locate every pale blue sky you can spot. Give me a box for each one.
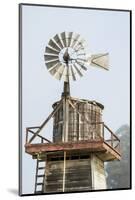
[21,5,130,194]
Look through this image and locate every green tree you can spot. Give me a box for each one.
[106,125,130,189]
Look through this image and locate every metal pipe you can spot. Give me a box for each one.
[63,151,66,192]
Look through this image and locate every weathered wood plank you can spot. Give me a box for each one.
[64,186,91,192]
[44,157,92,193]
[26,140,120,162]
[91,155,106,190]
[25,140,104,154]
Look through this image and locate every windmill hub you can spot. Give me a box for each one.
[63,48,70,63]
[59,47,77,65]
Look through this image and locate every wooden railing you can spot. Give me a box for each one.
[76,122,120,153]
[25,122,120,154]
[95,122,120,152]
[25,127,52,144]
[103,123,120,153]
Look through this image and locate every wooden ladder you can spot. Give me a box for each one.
[34,159,45,194]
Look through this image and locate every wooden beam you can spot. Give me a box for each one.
[28,129,51,143]
[103,141,121,156]
[27,126,40,129]
[25,140,104,154]
[62,98,69,142]
[25,140,121,161]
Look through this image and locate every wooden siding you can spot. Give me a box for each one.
[43,154,106,193]
[53,99,103,142]
[44,157,92,193]
[91,155,106,189]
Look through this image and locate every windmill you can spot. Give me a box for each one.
[44,32,108,94]
[25,32,121,194]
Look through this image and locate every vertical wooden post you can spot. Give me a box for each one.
[118,141,120,153]
[91,154,95,190]
[62,98,69,142]
[102,122,104,139]
[41,138,44,143]
[65,100,69,142]
[63,151,66,192]
[111,133,113,148]
[62,99,65,142]
[78,112,80,141]
[62,75,70,142]
[90,154,107,190]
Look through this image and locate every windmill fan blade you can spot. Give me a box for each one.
[67,32,73,47]
[60,32,67,47]
[70,64,76,81]
[45,46,60,54]
[70,33,80,48]
[73,63,83,77]
[76,60,87,71]
[48,39,61,51]
[89,53,109,70]
[53,63,65,80]
[53,34,64,49]
[77,53,86,56]
[77,58,87,62]
[59,64,66,80]
[44,54,59,61]
[49,63,60,76]
[74,38,86,51]
[45,59,59,69]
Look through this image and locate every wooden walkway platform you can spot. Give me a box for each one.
[25,139,121,161]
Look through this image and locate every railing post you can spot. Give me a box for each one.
[111,133,113,148]
[102,122,104,139]
[118,140,120,153]
[41,138,44,143]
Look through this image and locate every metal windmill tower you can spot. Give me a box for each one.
[25,32,121,194]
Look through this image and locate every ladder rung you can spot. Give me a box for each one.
[36,182,43,185]
[35,159,45,194]
[37,175,44,177]
[38,167,45,170]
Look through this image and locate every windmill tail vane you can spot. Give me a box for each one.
[88,53,109,71]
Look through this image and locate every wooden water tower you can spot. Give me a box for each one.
[25,32,121,194]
